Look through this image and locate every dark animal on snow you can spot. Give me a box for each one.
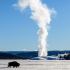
[8,61,20,68]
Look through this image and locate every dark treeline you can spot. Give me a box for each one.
[0,50,70,59]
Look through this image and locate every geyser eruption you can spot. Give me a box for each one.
[15,0,54,57]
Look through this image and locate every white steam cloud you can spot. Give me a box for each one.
[14,0,55,57]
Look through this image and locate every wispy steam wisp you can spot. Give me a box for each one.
[14,0,55,57]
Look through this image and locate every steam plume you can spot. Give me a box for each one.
[15,0,54,57]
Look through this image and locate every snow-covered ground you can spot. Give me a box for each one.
[0,60,70,70]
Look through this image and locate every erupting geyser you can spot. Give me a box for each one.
[14,0,54,57]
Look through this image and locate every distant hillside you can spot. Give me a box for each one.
[48,50,70,56]
[0,52,23,59]
[0,51,38,59]
[0,50,70,59]
[16,51,38,59]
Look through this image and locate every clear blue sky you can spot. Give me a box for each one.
[0,0,70,51]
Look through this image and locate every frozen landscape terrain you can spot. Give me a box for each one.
[0,60,70,70]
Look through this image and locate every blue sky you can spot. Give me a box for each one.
[0,0,70,51]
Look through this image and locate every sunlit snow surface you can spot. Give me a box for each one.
[0,60,70,70]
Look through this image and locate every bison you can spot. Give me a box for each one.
[8,61,20,68]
